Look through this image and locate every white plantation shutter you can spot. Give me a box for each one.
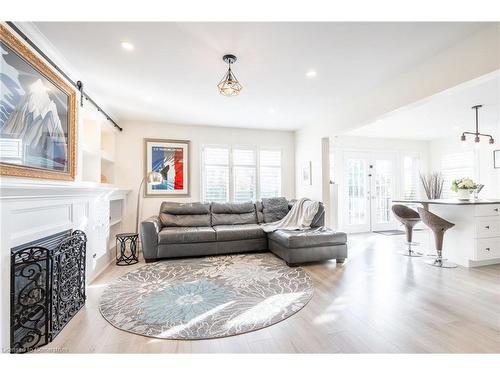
[202,146,283,202]
[203,147,229,202]
[260,149,282,198]
[441,151,475,198]
[233,148,257,202]
[402,155,421,200]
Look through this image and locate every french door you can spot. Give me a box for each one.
[342,151,397,233]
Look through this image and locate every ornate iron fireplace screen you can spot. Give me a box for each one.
[10,230,87,353]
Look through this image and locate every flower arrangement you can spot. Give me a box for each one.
[451,178,478,192]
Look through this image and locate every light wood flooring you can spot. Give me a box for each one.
[45,231,500,353]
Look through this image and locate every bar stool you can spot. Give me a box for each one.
[391,204,423,257]
[417,207,457,268]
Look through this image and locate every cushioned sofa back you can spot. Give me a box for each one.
[211,202,257,225]
[255,201,264,223]
[159,202,211,227]
[261,197,290,223]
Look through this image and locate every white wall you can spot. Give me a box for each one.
[294,127,325,201]
[115,121,295,232]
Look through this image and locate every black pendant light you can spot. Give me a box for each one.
[461,105,494,145]
[217,54,242,97]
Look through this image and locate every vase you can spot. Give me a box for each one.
[457,189,471,200]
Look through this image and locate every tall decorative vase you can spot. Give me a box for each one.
[457,189,471,200]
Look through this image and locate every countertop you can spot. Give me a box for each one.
[392,198,500,206]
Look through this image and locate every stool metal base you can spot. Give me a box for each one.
[424,257,457,268]
[399,242,423,257]
[398,249,423,257]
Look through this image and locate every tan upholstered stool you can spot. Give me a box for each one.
[417,207,457,268]
[391,204,423,257]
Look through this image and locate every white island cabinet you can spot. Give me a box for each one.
[393,199,500,267]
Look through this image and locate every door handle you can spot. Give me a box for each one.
[485,225,490,229]
[494,208,499,212]
[485,248,491,251]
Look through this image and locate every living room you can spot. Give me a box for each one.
[1,1,499,373]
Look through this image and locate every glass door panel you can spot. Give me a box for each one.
[342,152,371,233]
[340,151,397,233]
[371,157,396,231]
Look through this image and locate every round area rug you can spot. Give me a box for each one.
[99,253,314,339]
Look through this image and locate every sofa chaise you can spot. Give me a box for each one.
[141,198,347,266]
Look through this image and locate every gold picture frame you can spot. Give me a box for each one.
[144,138,190,197]
[0,25,77,181]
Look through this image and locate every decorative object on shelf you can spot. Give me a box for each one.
[451,177,478,200]
[460,105,495,145]
[99,253,314,340]
[217,54,243,97]
[144,138,189,197]
[136,170,163,232]
[301,161,312,185]
[10,230,86,353]
[115,233,139,266]
[419,172,444,199]
[100,174,108,183]
[0,25,77,181]
[494,150,500,169]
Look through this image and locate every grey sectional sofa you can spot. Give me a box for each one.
[141,198,347,266]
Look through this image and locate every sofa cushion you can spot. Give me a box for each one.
[211,201,257,225]
[213,224,266,241]
[261,197,289,223]
[159,202,211,227]
[268,227,347,248]
[158,227,216,244]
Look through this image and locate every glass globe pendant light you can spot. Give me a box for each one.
[218,54,242,97]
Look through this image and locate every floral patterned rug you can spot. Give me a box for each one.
[99,253,314,339]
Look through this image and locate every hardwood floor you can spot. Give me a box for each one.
[46,231,500,353]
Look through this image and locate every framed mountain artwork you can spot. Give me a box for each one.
[144,138,190,197]
[0,25,76,180]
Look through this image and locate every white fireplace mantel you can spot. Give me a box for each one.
[0,177,130,350]
[0,177,128,199]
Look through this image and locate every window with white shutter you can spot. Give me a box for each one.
[202,146,282,202]
[233,148,257,202]
[402,155,421,200]
[441,150,475,198]
[259,149,282,198]
[202,147,229,202]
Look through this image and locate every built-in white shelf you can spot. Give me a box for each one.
[80,104,117,184]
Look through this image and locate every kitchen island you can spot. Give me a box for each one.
[393,199,500,267]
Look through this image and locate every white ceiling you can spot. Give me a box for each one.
[34,22,487,130]
[346,73,500,140]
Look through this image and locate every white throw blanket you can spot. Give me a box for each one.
[260,198,320,233]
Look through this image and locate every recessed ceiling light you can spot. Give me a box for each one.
[121,41,135,51]
[268,107,276,114]
[306,70,317,78]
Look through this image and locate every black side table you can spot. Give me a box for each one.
[115,233,139,266]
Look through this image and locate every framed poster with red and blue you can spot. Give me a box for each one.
[144,138,190,197]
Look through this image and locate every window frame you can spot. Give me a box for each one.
[201,144,283,202]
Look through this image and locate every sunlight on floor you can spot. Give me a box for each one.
[158,301,235,337]
[224,292,305,329]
